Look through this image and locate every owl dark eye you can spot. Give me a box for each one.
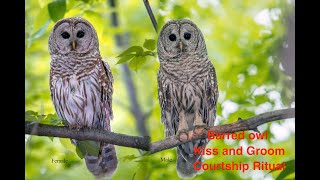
[184,32,191,40]
[169,34,176,41]
[61,32,70,39]
[77,31,85,38]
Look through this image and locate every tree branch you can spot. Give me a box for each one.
[25,122,150,151]
[149,108,295,153]
[25,108,294,154]
[143,0,158,32]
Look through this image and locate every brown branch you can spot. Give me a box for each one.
[150,108,295,153]
[25,108,295,154]
[25,122,150,151]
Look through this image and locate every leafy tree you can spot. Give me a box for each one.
[25,0,295,179]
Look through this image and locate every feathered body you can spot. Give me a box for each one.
[49,17,117,178]
[157,19,218,178]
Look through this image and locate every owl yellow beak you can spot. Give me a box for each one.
[72,40,76,50]
[179,41,183,51]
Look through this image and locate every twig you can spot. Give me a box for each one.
[143,0,158,32]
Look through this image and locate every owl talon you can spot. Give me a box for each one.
[176,129,189,142]
[69,124,82,131]
[69,124,76,129]
[193,125,207,136]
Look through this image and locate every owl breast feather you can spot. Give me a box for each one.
[51,67,106,129]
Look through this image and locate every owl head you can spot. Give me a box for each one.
[49,17,99,55]
[157,19,207,61]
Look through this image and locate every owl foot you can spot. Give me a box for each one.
[193,125,207,137]
[176,129,189,142]
[69,124,82,131]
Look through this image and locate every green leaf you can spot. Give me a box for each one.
[25,110,38,121]
[143,50,156,57]
[48,0,66,22]
[59,138,74,151]
[75,145,85,159]
[276,160,295,180]
[38,114,47,122]
[266,160,295,180]
[34,114,51,124]
[46,114,62,126]
[143,39,156,51]
[78,140,100,157]
[48,137,54,142]
[117,46,143,58]
[116,54,135,64]
[128,56,147,71]
[50,118,62,126]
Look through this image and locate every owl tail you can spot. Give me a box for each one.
[85,143,118,179]
[176,139,207,179]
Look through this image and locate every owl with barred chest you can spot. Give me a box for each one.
[157,19,219,178]
[48,17,117,178]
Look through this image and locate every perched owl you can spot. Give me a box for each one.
[48,17,117,178]
[157,19,218,178]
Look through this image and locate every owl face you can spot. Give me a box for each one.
[49,17,98,55]
[158,19,206,60]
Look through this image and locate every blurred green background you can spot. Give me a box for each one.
[25,0,295,179]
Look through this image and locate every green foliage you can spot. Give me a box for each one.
[76,140,100,157]
[128,56,147,71]
[116,39,156,71]
[25,110,38,121]
[143,39,156,51]
[266,159,295,180]
[275,160,295,180]
[117,46,143,60]
[48,0,66,22]
[25,111,62,125]
[75,144,85,159]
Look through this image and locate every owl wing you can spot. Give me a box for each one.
[86,59,118,178]
[157,69,178,137]
[204,61,219,127]
[49,68,55,100]
[99,59,114,130]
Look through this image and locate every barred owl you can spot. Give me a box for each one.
[48,17,117,178]
[157,19,219,178]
